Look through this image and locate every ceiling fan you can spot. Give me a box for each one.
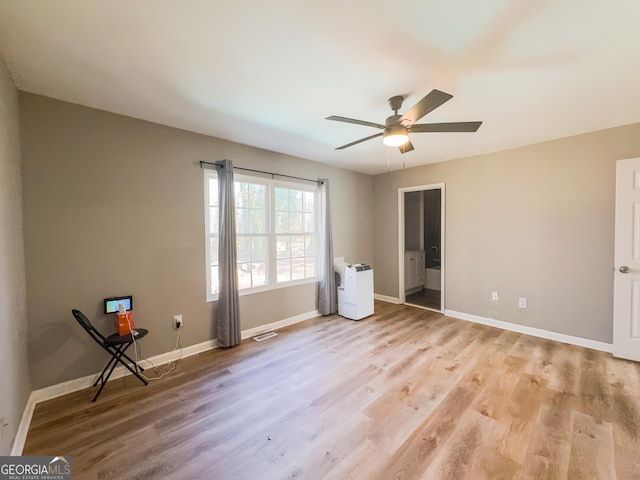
[326,89,482,154]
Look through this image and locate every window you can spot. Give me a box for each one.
[235,180,268,290]
[275,187,315,282]
[205,175,220,297]
[204,170,318,300]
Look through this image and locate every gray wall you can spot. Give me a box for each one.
[20,93,374,389]
[373,123,640,343]
[0,54,29,454]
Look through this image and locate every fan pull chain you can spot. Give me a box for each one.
[387,149,390,173]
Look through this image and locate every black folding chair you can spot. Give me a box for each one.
[72,309,149,402]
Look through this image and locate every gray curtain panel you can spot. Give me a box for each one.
[217,159,241,347]
[318,178,336,315]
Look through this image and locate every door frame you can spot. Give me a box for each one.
[398,183,445,312]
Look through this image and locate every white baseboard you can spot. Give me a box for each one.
[12,309,319,455]
[10,392,37,456]
[147,339,219,368]
[445,309,613,353]
[241,310,320,339]
[28,338,220,407]
[374,294,400,304]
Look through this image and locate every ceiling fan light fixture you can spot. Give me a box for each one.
[382,125,409,147]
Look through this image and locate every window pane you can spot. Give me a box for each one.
[289,189,303,211]
[209,207,218,234]
[304,212,315,233]
[209,237,218,265]
[289,212,303,233]
[305,256,315,278]
[235,182,248,208]
[275,211,288,233]
[248,183,266,209]
[291,235,305,258]
[304,235,314,257]
[237,237,251,263]
[211,265,219,295]
[292,257,305,280]
[252,262,267,287]
[277,235,290,259]
[208,178,218,206]
[277,259,291,283]
[250,208,267,233]
[236,208,249,234]
[275,188,289,211]
[252,236,267,262]
[304,191,314,212]
[238,263,252,289]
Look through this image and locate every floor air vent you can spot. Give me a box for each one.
[253,332,278,342]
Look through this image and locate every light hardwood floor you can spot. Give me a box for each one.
[24,301,640,479]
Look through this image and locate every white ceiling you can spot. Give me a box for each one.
[1,0,640,175]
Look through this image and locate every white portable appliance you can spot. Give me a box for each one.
[336,262,374,320]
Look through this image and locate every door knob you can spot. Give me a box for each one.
[619,266,631,273]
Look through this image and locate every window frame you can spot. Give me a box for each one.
[272,180,319,285]
[204,169,219,302]
[204,170,319,302]
[234,175,271,293]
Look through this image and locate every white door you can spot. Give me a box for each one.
[613,157,640,361]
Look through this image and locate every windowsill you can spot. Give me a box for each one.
[207,277,317,302]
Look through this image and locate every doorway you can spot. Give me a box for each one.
[398,183,445,313]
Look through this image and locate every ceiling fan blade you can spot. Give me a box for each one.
[326,116,384,130]
[335,132,383,150]
[399,141,414,154]
[411,121,483,133]
[400,89,453,124]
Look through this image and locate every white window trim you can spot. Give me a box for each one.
[204,170,319,302]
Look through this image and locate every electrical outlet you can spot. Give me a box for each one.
[519,297,528,309]
[173,314,183,329]
[492,291,499,301]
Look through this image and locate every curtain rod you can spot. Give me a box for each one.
[199,160,324,185]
